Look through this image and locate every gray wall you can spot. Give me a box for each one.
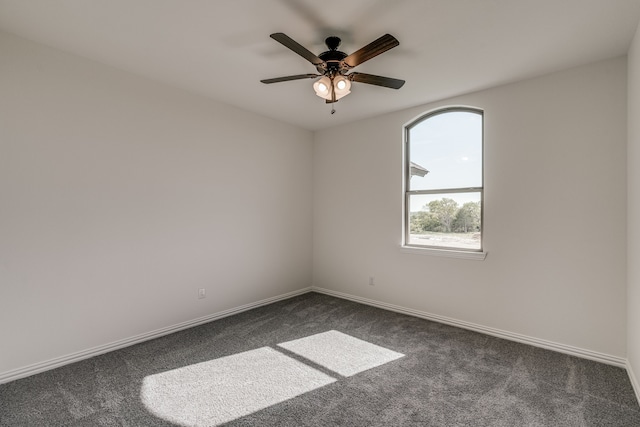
[313,57,628,359]
[0,32,313,376]
[628,20,640,396]
[1,29,636,390]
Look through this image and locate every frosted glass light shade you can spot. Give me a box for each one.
[313,76,332,99]
[332,76,351,100]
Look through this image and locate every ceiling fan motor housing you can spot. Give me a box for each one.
[318,37,349,75]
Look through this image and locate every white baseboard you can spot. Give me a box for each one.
[628,361,640,404]
[2,285,632,389]
[0,287,312,385]
[311,286,627,368]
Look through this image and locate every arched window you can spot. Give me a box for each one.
[404,107,483,252]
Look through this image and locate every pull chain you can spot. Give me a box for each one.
[330,75,336,115]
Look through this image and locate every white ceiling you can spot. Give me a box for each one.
[1,0,639,131]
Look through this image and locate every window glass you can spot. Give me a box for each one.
[405,108,483,252]
[409,111,482,191]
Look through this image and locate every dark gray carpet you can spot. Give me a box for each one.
[1,292,639,426]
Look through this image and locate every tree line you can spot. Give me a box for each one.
[410,198,481,234]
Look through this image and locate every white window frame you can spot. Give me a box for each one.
[401,106,487,260]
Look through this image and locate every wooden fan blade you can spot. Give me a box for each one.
[270,33,325,67]
[349,72,405,89]
[261,74,320,84]
[342,34,399,68]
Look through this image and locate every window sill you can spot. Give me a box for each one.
[400,245,487,260]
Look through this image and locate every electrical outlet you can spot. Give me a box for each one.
[198,288,206,299]
[369,276,375,286]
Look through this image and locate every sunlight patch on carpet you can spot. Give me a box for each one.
[141,347,336,427]
[278,330,404,377]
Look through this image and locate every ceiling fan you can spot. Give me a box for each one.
[260,33,405,106]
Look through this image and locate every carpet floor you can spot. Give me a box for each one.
[1,292,639,426]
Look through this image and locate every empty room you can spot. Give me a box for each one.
[2,0,640,425]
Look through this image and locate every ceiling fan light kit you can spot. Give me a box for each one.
[313,75,351,101]
[261,32,405,111]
